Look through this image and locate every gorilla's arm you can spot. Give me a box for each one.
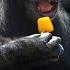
[0,36,50,69]
[0,36,48,69]
[0,33,64,70]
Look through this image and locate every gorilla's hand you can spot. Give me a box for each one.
[0,33,64,69]
[25,32,64,62]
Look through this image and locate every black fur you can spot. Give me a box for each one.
[0,0,70,70]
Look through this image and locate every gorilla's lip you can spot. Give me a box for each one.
[36,1,58,17]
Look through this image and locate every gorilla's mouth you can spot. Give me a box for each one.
[36,0,58,17]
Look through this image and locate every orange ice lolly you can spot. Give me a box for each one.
[37,17,54,33]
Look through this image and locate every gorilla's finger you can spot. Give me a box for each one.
[24,34,41,38]
[55,44,64,55]
[48,44,64,55]
[47,36,61,48]
[46,44,64,62]
[39,32,52,42]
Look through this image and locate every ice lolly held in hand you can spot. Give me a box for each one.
[37,17,54,33]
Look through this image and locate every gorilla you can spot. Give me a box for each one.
[0,0,69,70]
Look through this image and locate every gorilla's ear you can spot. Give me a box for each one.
[61,0,70,13]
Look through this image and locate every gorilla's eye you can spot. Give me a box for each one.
[35,0,58,17]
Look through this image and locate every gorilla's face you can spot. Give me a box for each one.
[23,0,60,21]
